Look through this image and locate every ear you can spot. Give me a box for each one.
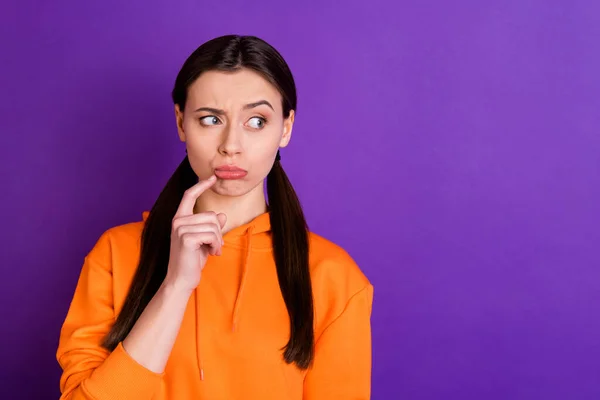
[279,110,295,148]
[175,104,186,142]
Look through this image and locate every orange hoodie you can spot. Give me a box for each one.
[57,211,373,399]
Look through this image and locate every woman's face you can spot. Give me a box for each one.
[175,68,294,197]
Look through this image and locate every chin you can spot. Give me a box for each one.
[211,179,253,197]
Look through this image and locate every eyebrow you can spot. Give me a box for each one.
[194,100,274,114]
[243,100,274,111]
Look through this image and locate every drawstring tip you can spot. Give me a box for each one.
[231,322,236,332]
[200,368,205,381]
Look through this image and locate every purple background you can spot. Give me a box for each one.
[2,1,599,398]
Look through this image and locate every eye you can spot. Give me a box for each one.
[247,117,266,129]
[199,116,221,126]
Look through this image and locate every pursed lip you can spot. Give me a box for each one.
[214,165,247,172]
[214,164,248,180]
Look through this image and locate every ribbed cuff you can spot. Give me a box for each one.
[84,342,164,399]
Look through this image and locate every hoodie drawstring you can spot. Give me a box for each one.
[195,225,255,381]
[232,225,254,332]
[194,288,204,380]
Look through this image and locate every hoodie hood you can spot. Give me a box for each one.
[142,210,272,381]
[219,211,272,332]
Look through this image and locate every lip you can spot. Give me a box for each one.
[214,165,248,180]
[215,165,247,172]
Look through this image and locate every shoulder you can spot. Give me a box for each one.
[82,217,146,306]
[85,217,145,269]
[308,232,373,321]
[308,232,370,286]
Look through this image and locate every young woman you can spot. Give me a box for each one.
[57,34,373,400]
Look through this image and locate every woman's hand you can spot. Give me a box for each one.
[164,175,227,293]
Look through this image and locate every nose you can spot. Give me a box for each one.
[218,124,243,157]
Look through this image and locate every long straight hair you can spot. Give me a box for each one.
[102,35,314,369]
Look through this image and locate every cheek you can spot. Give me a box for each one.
[183,122,219,147]
[246,145,278,178]
[181,116,196,132]
[254,123,284,148]
[247,135,279,162]
[183,127,217,174]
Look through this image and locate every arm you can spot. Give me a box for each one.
[303,284,374,400]
[122,280,193,372]
[56,235,192,400]
[57,178,223,399]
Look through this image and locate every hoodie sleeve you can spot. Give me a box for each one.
[56,232,163,400]
[303,284,374,400]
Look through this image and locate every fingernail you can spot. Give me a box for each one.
[208,175,216,181]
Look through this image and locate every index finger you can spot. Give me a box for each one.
[174,175,217,218]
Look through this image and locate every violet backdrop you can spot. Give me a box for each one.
[1,0,599,398]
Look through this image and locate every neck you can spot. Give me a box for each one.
[193,181,268,234]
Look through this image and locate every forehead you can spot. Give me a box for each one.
[186,68,282,111]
